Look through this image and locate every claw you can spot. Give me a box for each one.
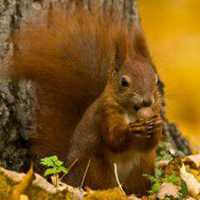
[147,125,154,130]
[130,123,143,128]
[131,126,145,132]
[129,115,163,136]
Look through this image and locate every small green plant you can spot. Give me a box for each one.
[145,168,188,199]
[156,142,175,162]
[163,174,181,185]
[40,155,69,186]
[144,168,164,195]
[178,181,188,199]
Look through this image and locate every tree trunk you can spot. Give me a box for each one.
[0,0,191,171]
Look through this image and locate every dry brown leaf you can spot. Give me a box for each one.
[180,164,200,197]
[183,154,200,169]
[9,165,34,200]
[157,183,179,199]
[20,195,29,200]
[128,194,141,200]
[157,160,170,168]
[0,167,26,182]
[186,197,196,200]
[1,167,85,198]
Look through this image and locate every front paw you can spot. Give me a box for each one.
[128,115,163,138]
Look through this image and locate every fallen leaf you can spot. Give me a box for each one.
[157,183,179,199]
[128,194,141,200]
[9,164,34,200]
[0,167,84,197]
[20,195,29,200]
[183,154,200,169]
[0,167,26,182]
[186,197,196,200]
[180,164,200,196]
[157,160,170,168]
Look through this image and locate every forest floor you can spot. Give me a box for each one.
[0,141,200,200]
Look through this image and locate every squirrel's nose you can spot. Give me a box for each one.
[134,96,154,111]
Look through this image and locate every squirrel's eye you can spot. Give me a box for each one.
[121,76,130,87]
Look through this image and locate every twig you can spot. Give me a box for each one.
[113,163,125,194]
[60,158,79,181]
[68,158,79,171]
[80,159,91,188]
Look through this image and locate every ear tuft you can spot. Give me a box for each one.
[114,33,127,72]
[132,26,151,59]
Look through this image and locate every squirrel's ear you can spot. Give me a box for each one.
[132,26,151,59]
[114,37,127,72]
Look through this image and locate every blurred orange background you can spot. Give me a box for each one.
[139,0,200,151]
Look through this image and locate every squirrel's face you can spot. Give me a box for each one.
[104,29,163,152]
[110,56,163,151]
[112,57,160,114]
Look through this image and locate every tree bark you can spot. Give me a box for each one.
[0,0,191,171]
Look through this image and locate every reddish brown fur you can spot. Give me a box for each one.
[11,10,124,157]
[10,8,162,195]
[66,74,162,195]
[10,8,148,158]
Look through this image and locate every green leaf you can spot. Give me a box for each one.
[164,174,180,185]
[40,155,63,167]
[148,175,157,183]
[40,155,69,177]
[155,168,164,179]
[179,181,188,198]
[40,156,57,167]
[59,166,69,175]
[44,168,58,177]
[156,142,174,162]
[55,160,63,167]
[149,181,161,194]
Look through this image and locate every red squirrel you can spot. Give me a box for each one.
[65,32,162,195]
[10,8,163,195]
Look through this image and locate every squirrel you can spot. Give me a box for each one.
[10,7,163,195]
[65,31,163,195]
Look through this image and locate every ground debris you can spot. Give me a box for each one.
[183,154,200,169]
[180,164,200,197]
[157,183,179,199]
[0,154,200,199]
